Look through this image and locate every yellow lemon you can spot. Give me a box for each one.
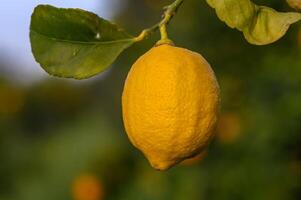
[287,0,301,10]
[122,44,220,170]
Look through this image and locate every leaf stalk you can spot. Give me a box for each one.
[134,0,184,44]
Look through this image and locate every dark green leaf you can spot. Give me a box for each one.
[207,0,301,45]
[30,5,134,79]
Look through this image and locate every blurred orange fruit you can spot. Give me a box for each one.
[72,174,104,200]
[216,112,242,144]
[180,151,208,166]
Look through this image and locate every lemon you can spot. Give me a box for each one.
[287,0,301,10]
[122,44,220,170]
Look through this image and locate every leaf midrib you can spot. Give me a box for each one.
[30,30,134,45]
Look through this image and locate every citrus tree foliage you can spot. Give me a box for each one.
[207,0,301,45]
[30,0,301,79]
[30,5,134,79]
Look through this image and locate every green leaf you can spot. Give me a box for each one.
[30,5,134,79]
[206,0,301,45]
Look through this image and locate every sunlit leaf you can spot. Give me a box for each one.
[207,0,301,45]
[30,5,134,79]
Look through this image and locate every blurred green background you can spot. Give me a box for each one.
[1,0,301,199]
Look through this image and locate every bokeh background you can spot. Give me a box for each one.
[1,0,301,199]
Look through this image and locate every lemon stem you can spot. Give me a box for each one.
[157,24,172,45]
[134,0,184,43]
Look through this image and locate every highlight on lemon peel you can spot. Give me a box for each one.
[122,44,220,170]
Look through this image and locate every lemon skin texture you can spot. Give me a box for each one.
[122,44,220,170]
